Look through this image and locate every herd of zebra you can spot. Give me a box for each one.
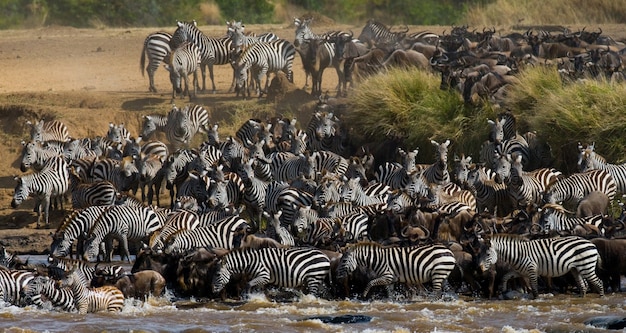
[142,19,626,104]
[5,88,626,312]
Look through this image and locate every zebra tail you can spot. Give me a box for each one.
[140,41,147,77]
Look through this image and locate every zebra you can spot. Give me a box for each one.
[375,147,420,190]
[20,140,63,172]
[165,41,202,102]
[11,156,70,228]
[357,19,409,48]
[543,169,617,209]
[311,150,350,180]
[465,167,513,217]
[265,181,315,226]
[135,154,165,206]
[162,215,249,254]
[421,140,451,186]
[336,242,456,298]
[22,275,76,312]
[57,268,124,314]
[106,122,131,147]
[212,246,331,296]
[578,142,626,195]
[341,177,390,206]
[0,266,37,306]
[140,31,172,93]
[476,234,604,298]
[90,156,138,193]
[149,208,200,251]
[83,205,163,262]
[305,109,346,155]
[50,205,111,258]
[47,256,97,286]
[264,211,296,246]
[539,203,606,236]
[238,158,269,228]
[27,119,70,143]
[68,166,117,209]
[233,39,296,98]
[140,114,168,140]
[494,153,562,208]
[170,21,233,93]
[272,152,317,183]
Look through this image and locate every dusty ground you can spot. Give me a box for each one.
[0,23,625,255]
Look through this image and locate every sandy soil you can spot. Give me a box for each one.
[1,23,625,255]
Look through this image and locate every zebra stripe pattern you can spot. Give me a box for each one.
[51,205,111,258]
[234,39,296,97]
[0,267,37,306]
[477,234,604,298]
[337,242,456,298]
[543,169,617,207]
[83,205,162,262]
[27,119,70,143]
[140,31,172,93]
[11,156,70,227]
[165,41,201,102]
[171,21,232,92]
[578,142,626,194]
[22,275,76,312]
[163,215,249,254]
[212,247,331,296]
[57,268,124,314]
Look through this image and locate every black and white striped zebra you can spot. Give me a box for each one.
[543,169,617,208]
[140,31,172,93]
[304,111,342,153]
[106,122,131,147]
[90,157,138,193]
[465,167,513,217]
[22,275,76,312]
[50,205,111,258]
[162,215,249,254]
[207,172,245,209]
[421,140,452,186]
[476,234,604,298]
[337,242,456,298]
[539,203,606,236]
[578,142,626,195]
[212,246,330,296]
[149,208,200,251]
[228,21,278,60]
[165,41,202,102]
[357,19,409,48]
[47,256,97,286]
[27,119,70,143]
[264,211,296,246]
[0,266,37,306]
[170,21,232,93]
[11,156,70,227]
[341,177,390,206]
[140,114,168,140]
[311,150,349,180]
[375,147,420,189]
[494,153,562,207]
[83,205,163,262]
[19,140,61,172]
[272,152,316,183]
[68,166,117,209]
[233,39,296,98]
[57,268,124,314]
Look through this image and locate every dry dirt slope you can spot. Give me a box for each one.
[1,23,625,254]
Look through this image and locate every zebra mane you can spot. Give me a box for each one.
[487,233,531,242]
[55,209,82,235]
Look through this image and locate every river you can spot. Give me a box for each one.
[1,256,624,332]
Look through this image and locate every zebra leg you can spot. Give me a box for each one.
[148,68,157,93]
[118,235,131,263]
[305,276,323,296]
[363,273,394,298]
[208,64,216,93]
[580,267,604,297]
[40,195,51,228]
[199,63,206,92]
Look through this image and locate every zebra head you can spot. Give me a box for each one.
[27,119,45,142]
[106,123,129,145]
[293,17,314,47]
[82,234,100,262]
[292,205,315,236]
[50,232,73,257]
[10,176,29,208]
[141,116,157,138]
[493,150,512,184]
[19,141,38,172]
[212,257,234,294]
[340,177,361,203]
[336,247,357,280]
[476,239,498,273]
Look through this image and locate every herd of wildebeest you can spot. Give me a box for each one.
[2,18,626,314]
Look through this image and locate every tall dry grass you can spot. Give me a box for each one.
[346,65,626,172]
[464,0,626,26]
